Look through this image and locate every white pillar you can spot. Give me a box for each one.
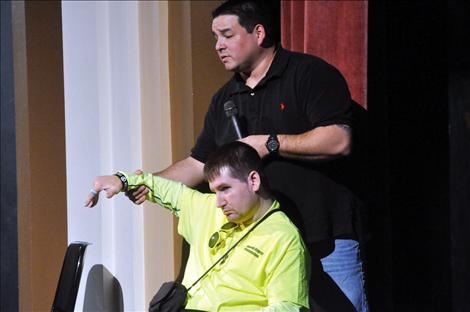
[62,1,175,310]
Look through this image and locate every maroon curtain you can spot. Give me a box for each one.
[281,0,368,108]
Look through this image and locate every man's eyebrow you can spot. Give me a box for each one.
[213,28,232,35]
[212,182,229,191]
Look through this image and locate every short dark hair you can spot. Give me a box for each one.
[212,0,279,48]
[204,141,265,185]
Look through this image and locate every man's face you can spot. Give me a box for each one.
[212,14,261,72]
[209,167,260,224]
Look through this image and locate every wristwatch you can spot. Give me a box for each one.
[265,134,280,155]
[114,172,128,192]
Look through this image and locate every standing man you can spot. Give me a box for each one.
[85,142,309,311]
[132,1,368,311]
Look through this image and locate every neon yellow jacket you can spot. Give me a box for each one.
[123,172,309,312]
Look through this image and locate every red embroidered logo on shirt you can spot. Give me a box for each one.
[280,102,285,110]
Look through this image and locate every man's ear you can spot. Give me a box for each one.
[253,24,266,46]
[247,170,261,192]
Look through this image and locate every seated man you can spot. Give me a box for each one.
[84,142,309,311]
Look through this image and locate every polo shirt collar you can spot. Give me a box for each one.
[263,44,289,81]
[230,44,290,94]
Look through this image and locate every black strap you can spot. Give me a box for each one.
[187,208,281,291]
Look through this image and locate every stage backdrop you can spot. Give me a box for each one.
[281,0,367,108]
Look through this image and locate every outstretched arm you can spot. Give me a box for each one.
[127,156,205,205]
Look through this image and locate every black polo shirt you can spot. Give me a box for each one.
[191,47,363,243]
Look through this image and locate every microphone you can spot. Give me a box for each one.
[224,100,244,139]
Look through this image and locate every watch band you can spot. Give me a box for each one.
[114,172,128,192]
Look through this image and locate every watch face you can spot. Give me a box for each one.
[267,139,279,152]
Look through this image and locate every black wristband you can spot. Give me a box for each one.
[114,172,128,192]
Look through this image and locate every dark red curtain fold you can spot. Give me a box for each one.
[281,0,368,108]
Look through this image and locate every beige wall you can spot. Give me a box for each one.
[190,1,231,141]
[168,0,230,159]
[139,1,177,304]
[12,1,68,311]
[167,0,230,276]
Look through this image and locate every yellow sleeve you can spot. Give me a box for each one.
[121,172,184,215]
[120,171,215,244]
[265,238,310,310]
